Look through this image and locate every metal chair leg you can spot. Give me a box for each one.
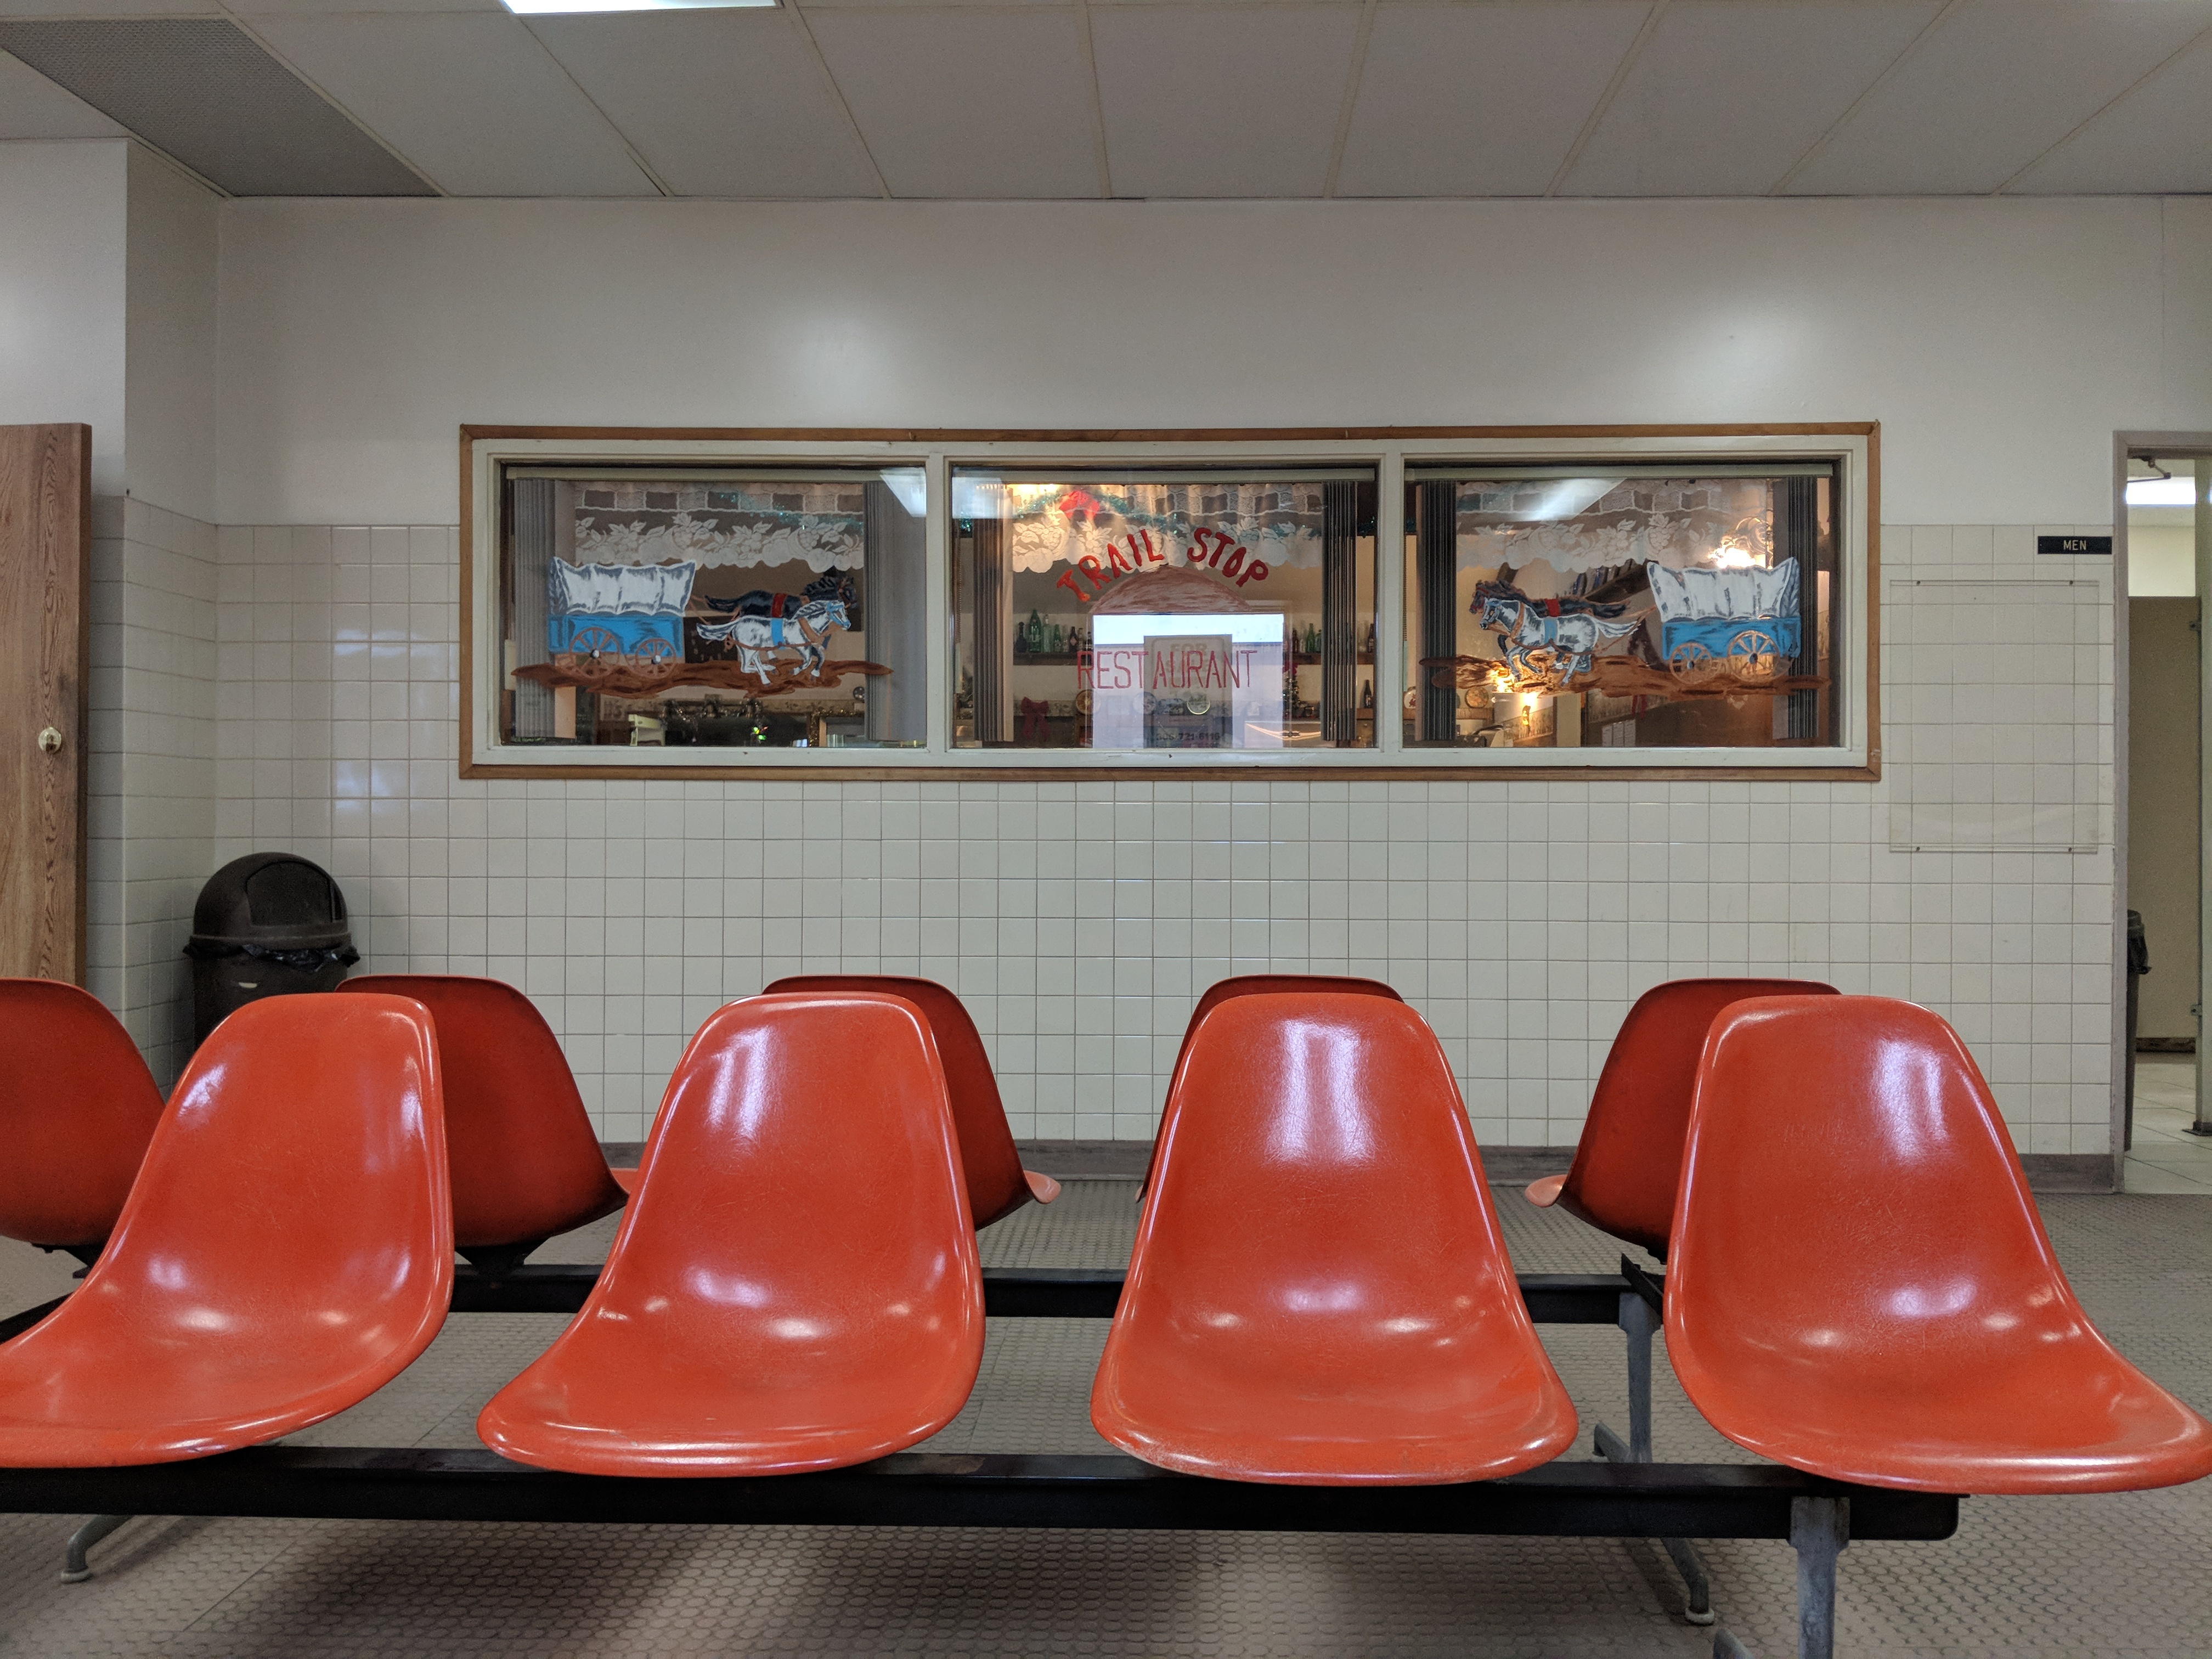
[60,1513,132,1582]
[1623,1287,1656,1462]
[1594,1288,1715,1624]
[1790,1495,1848,1659]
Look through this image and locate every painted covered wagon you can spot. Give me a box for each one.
[546,559,698,665]
[1645,557,1802,682]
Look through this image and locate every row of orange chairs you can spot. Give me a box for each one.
[0,973,1059,1279]
[1,974,2207,1505]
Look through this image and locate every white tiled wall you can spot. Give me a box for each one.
[88,496,218,1089]
[190,516,2117,1155]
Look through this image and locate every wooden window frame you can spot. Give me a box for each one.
[460,424,1880,782]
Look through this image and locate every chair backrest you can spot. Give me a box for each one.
[54,994,451,1425]
[1142,974,1402,1195]
[1666,994,2212,1491]
[591,993,982,1427]
[1554,977,1839,1256]
[339,975,625,1249]
[0,978,166,1251]
[1096,992,1573,1481]
[764,974,1032,1227]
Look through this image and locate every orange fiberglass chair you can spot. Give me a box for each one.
[1138,974,1401,1198]
[1525,976,1841,1256]
[1672,994,2212,1493]
[0,980,167,1268]
[0,993,452,1466]
[1673,995,2212,1659]
[1093,992,1577,1484]
[764,975,1059,1224]
[340,975,629,1275]
[478,992,986,1476]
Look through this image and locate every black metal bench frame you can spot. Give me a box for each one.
[0,1267,1956,1659]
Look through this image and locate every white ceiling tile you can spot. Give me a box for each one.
[806,8,1101,198]
[1335,1,1654,198]
[228,0,500,14]
[0,46,125,135]
[1788,0,2212,194]
[2011,30,2212,193]
[1090,4,1359,196]
[533,12,877,198]
[1562,0,1942,197]
[244,13,658,196]
[0,0,217,15]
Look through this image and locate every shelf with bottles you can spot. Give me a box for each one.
[1012,611,1090,662]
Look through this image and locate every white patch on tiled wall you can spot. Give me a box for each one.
[170,518,2119,1154]
[1887,569,2111,853]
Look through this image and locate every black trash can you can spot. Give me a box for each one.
[184,853,359,1046]
[2125,909,2149,1151]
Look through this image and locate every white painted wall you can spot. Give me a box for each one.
[216,196,2207,528]
[189,193,2207,1162]
[124,145,219,525]
[0,140,125,495]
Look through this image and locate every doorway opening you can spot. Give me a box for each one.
[2123,449,2212,1192]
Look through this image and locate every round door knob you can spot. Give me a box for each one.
[37,726,63,753]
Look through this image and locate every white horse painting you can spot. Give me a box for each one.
[1473,582,1641,682]
[696,598,850,684]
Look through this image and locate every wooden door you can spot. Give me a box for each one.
[0,425,90,981]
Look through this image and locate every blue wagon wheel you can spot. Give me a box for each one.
[634,634,678,662]
[570,625,621,658]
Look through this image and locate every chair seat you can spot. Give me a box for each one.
[1096,1313,1578,1485]
[478,1310,975,1477]
[1675,1311,2212,1494]
[0,1305,416,1465]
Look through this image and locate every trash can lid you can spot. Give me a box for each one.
[190,853,351,949]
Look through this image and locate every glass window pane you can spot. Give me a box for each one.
[951,469,1379,751]
[1401,467,1841,750]
[497,467,926,751]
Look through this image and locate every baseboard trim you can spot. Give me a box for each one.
[2019,1153,2118,1194]
[1006,1140,1578,1184]
[601,1142,2117,1194]
[1015,1140,1149,1178]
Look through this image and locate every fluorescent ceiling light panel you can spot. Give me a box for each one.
[503,0,774,12]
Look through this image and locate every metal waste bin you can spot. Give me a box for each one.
[184,853,359,1046]
[2125,909,2149,1150]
